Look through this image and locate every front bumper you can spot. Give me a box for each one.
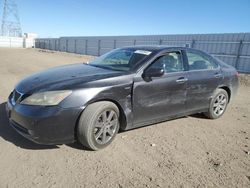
[6,97,83,145]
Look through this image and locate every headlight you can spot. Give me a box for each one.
[21,90,72,106]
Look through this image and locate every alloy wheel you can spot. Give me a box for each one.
[213,94,227,116]
[93,109,118,145]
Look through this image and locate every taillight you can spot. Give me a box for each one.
[236,71,239,77]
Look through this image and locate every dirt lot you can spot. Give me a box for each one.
[0,48,249,188]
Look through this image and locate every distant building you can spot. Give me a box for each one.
[24,33,38,39]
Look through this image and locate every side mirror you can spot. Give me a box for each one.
[143,67,164,78]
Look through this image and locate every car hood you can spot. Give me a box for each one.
[15,63,128,94]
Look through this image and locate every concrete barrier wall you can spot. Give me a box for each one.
[0,36,35,48]
[0,36,24,48]
[35,33,250,73]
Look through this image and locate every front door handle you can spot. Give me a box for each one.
[176,77,188,83]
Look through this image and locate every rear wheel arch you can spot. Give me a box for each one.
[218,86,231,103]
[205,88,229,119]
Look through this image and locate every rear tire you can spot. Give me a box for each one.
[77,101,120,150]
[204,88,229,119]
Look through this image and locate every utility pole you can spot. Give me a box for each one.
[1,0,22,37]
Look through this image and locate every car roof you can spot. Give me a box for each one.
[121,45,190,53]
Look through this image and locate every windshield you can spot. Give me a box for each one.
[88,49,152,71]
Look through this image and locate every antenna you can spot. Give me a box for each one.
[1,0,22,37]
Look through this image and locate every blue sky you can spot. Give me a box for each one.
[1,0,250,37]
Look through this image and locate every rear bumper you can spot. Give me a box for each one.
[230,75,239,101]
[6,99,83,145]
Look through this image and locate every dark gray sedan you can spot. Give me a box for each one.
[6,46,239,150]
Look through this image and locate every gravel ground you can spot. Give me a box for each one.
[0,48,249,188]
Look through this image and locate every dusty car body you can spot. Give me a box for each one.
[6,46,239,150]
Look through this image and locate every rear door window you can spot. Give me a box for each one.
[186,51,218,71]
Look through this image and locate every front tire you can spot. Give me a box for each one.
[204,88,229,119]
[77,101,120,150]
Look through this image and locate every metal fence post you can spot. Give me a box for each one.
[66,39,68,52]
[133,39,136,45]
[191,39,195,48]
[85,39,88,55]
[98,40,101,56]
[74,39,77,53]
[159,39,162,45]
[114,39,116,49]
[235,40,243,70]
[58,39,61,51]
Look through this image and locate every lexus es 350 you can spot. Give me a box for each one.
[6,46,239,150]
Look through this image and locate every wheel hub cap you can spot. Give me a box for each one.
[94,109,118,145]
[213,94,227,116]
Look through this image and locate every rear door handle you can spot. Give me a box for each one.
[176,77,188,83]
[214,73,222,78]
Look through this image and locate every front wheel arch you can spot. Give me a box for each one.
[74,99,127,139]
[77,101,120,150]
